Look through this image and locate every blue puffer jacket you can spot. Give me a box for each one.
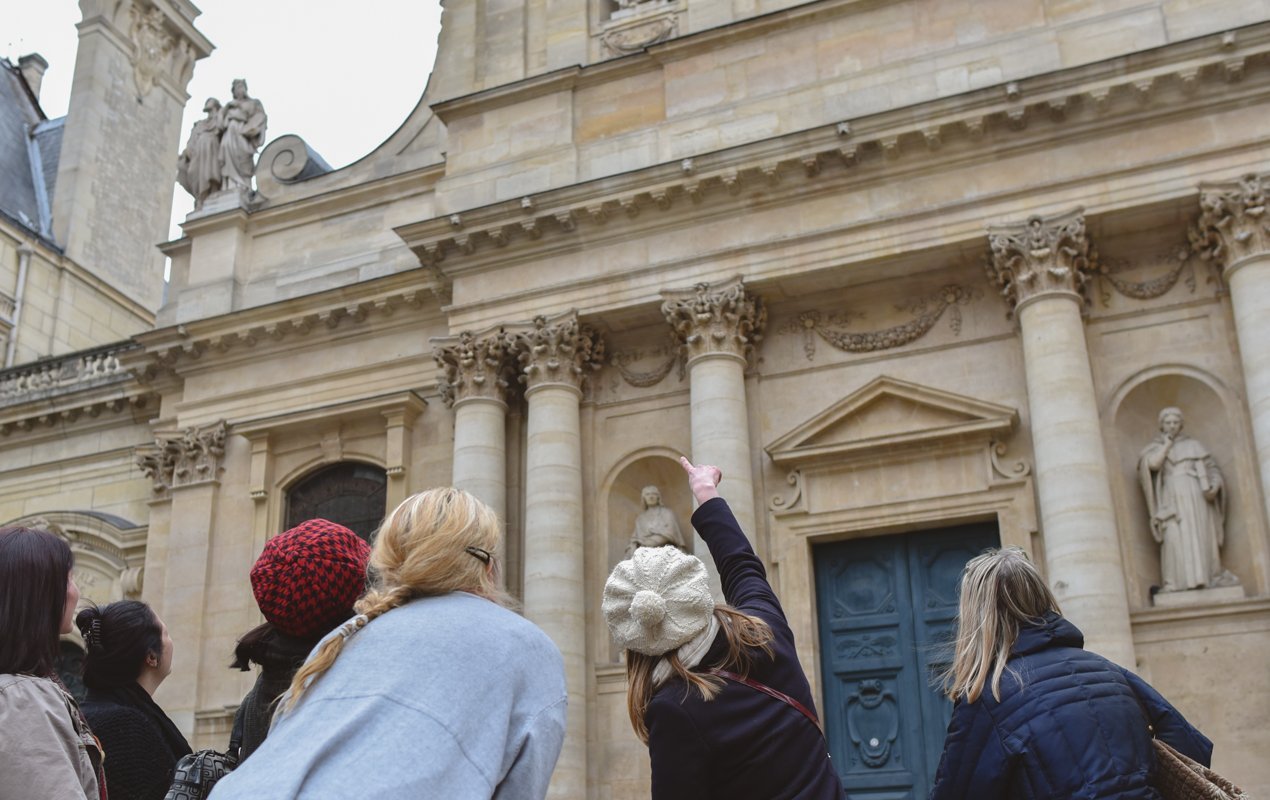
[929,613,1212,800]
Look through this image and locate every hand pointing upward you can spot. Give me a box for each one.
[679,457,722,505]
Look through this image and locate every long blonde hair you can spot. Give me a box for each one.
[943,547,1059,704]
[282,487,510,712]
[625,605,773,743]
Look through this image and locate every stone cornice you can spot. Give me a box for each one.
[125,270,445,377]
[396,25,1270,275]
[0,344,159,437]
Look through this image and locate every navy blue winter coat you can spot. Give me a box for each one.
[644,497,845,800]
[929,613,1212,800]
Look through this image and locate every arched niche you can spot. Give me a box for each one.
[599,449,694,662]
[1109,368,1264,605]
[4,511,146,608]
[283,460,388,542]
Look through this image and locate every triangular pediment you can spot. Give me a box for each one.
[766,376,1018,466]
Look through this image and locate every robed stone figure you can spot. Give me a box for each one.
[624,485,688,557]
[220,78,267,192]
[177,97,223,209]
[1138,407,1239,592]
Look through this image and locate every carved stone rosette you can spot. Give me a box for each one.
[986,209,1094,315]
[135,420,228,494]
[433,328,517,408]
[661,276,767,363]
[1191,173,1270,273]
[512,311,606,393]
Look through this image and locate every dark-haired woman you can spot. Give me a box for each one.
[77,600,191,800]
[0,526,105,800]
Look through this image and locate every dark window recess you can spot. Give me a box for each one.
[56,641,87,703]
[285,462,388,542]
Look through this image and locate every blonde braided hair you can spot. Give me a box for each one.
[281,487,510,713]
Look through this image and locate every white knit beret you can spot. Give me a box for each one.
[603,545,714,656]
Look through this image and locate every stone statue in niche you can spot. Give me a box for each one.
[624,485,688,557]
[176,97,223,209]
[1137,407,1240,593]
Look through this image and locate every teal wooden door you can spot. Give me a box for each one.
[814,523,999,799]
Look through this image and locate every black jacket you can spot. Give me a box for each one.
[645,497,846,800]
[231,631,316,761]
[929,613,1213,800]
[80,683,191,800]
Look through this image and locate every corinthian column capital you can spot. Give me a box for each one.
[432,328,517,408]
[511,310,606,394]
[1192,173,1270,276]
[986,208,1093,316]
[661,276,766,364]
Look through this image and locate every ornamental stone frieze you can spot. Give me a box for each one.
[1191,173,1270,274]
[135,420,228,494]
[661,276,766,364]
[511,311,606,393]
[433,328,518,407]
[986,209,1094,315]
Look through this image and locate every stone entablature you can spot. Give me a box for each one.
[986,209,1094,315]
[661,277,765,364]
[0,343,135,405]
[1193,173,1270,273]
[401,28,1270,271]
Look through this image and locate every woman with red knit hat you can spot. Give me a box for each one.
[228,518,370,762]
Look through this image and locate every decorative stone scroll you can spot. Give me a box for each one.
[1191,173,1270,271]
[512,311,606,393]
[135,420,228,494]
[986,209,1094,315]
[433,328,517,407]
[661,277,766,363]
[779,284,974,361]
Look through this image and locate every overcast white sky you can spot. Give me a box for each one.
[3,1,442,240]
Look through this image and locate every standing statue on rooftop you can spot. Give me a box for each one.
[1137,407,1240,593]
[218,78,268,193]
[176,97,222,209]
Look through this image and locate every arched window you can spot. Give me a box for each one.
[285,462,387,541]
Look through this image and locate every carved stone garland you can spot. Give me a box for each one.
[1094,245,1199,305]
[985,209,1094,316]
[610,333,687,388]
[433,328,517,407]
[514,312,606,392]
[661,277,766,364]
[779,284,975,361]
[135,420,228,495]
[1190,173,1270,271]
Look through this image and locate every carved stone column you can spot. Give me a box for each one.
[1193,173,1270,527]
[433,328,516,527]
[662,277,766,568]
[512,311,603,800]
[134,419,228,733]
[987,210,1134,667]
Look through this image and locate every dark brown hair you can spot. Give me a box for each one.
[0,527,73,676]
[76,600,163,689]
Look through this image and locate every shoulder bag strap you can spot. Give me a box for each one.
[708,668,823,734]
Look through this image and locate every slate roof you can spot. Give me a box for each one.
[0,57,60,247]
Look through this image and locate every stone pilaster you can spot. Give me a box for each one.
[511,311,603,800]
[434,328,517,523]
[988,210,1135,667]
[662,276,766,568]
[136,420,228,735]
[1193,173,1270,529]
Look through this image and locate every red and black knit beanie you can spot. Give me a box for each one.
[250,519,371,639]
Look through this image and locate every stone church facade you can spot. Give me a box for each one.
[2,0,1269,798]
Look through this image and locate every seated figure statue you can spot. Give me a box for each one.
[625,485,688,557]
